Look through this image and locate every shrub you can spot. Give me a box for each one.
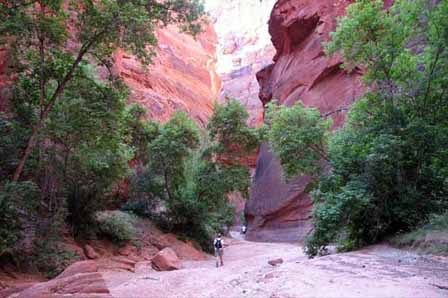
[390,212,448,256]
[32,239,81,278]
[0,181,40,256]
[95,211,136,244]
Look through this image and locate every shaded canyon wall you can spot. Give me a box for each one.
[245,0,365,242]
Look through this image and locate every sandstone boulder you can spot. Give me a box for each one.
[268,258,283,266]
[146,229,207,261]
[17,272,111,298]
[151,248,182,271]
[16,260,111,298]
[56,260,98,279]
[84,244,100,260]
[117,244,135,257]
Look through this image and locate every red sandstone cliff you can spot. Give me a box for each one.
[245,0,365,242]
[0,22,220,126]
[114,24,220,127]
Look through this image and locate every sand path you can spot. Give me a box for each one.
[105,238,448,298]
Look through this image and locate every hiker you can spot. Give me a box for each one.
[213,233,224,267]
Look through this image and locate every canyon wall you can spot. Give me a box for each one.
[206,0,276,127]
[0,23,220,126]
[245,0,365,242]
[114,24,220,127]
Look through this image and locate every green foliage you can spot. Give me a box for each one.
[0,0,205,66]
[0,181,40,256]
[148,112,200,198]
[130,101,258,250]
[302,0,448,257]
[0,0,206,271]
[390,212,448,256]
[40,65,133,233]
[266,101,331,179]
[123,104,159,163]
[0,0,205,182]
[0,116,30,179]
[207,100,260,159]
[95,211,137,244]
[32,239,81,278]
[424,213,448,231]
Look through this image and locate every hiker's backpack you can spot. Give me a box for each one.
[214,239,222,249]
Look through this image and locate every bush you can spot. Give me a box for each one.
[390,212,448,256]
[32,239,81,278]
[129,102,258,251]
[0,181,40,256]
[95,211,136,244]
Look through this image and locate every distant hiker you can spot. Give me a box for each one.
[241,225,247,234]
[213,233,224,267]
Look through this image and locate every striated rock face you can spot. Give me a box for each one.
[0,22,220,125]
[16,261,111,298]
[206,0,277,127]
[114,24,221,127]
[246,0,365,242]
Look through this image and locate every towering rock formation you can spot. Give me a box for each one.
[114,24,221,127]
[206,0,277,127]
[245,0,364,242]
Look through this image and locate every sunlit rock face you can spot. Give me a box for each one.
[0,23,220,126]
[246,0,365,242]
[114,24,221,127]
[206,0,277,127]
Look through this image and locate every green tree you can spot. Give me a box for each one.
[45,75,133,232]
[0,0,205,181]
[0,181,40,256]
[130,101,261,249]
[302,0,448,256]
[207,100,260,162]
[263,0,448,256]
[265,101,331,179]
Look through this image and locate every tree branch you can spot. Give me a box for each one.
[13,30,107,181]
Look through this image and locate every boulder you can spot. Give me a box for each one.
[151,248,183,271]
[117,244,135,256]
[97,256,137,272]
[17,272,111,298]
[146,231,207,261]
[16,260,111,298]
[268,258,283,266]
[84,244,100,259]
[56,260,98,279]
